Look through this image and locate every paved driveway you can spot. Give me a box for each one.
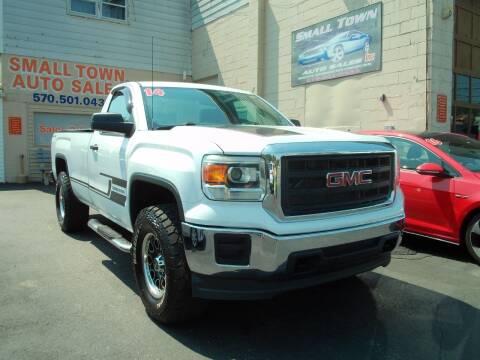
[1,185,479,359]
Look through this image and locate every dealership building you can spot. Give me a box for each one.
[0,0,477,183]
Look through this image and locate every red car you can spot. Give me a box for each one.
[361,131,480,264]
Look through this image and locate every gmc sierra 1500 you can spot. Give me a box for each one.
[51,82,404,323]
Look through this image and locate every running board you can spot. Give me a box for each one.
[87,219,132,253]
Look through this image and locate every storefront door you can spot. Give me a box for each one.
[452,1,480,138]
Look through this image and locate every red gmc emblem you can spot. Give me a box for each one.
[326,170,373,188]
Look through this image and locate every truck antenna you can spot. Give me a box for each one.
[151,36,154,129]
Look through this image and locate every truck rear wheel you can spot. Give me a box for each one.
[132,205,201,324]
[56,171,89,233]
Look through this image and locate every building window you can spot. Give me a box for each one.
[472,78,480,104]
[455,74,470,103]
[102,1,126,20]
[70,0,97,16]
[68,0,127,22]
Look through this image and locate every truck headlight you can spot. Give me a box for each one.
[202,155,266,201]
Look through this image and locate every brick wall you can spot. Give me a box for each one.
[192,1,262,92]
[263,0,429,131]
[192,0,452,132]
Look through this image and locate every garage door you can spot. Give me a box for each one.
[30,112,91,182]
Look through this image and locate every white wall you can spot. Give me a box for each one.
[3,0,192,75]
[192,0,433,131]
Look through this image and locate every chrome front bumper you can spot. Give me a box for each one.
[181,216,403,299]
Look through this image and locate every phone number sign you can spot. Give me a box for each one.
[7,55,126,107]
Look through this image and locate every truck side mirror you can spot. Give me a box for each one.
[290,119,301,126]
[91,113,135,137]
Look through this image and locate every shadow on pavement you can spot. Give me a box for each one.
[65,216,479,359]
[159,274,479,360]
[68,227,137,295]
[400,233,473,263]
[0,183,55,195]
[66,225,479,359]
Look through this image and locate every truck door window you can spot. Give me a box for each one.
[108,91,132,122]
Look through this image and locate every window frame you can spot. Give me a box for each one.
[385,136,460,177]
[67,0,128,24]
[101,0,128,22]
[106,88,134,122]
[68,0,98,19]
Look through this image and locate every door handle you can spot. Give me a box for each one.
[90,144,99,151]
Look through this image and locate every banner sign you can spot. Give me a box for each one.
[292,2,382,86]
[34,113,91,146]
[7,56,126,107]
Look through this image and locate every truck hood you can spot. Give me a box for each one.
[167,125,389,154]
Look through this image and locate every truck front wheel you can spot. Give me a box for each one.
[56,171,89,233]
[132,205,201,324]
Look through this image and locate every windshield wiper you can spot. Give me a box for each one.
[155,125,176,130]
[154,123,197,130]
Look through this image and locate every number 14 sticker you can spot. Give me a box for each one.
[144,88,165,97]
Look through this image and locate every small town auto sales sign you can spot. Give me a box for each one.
[292,2,382,86]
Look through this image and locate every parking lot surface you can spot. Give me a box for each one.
[1,185,479,360]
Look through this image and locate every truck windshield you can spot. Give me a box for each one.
[141,86,292,129]
[420,133,480,172]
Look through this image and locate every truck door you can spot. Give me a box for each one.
[88,89,132,222]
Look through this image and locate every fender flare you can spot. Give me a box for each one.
[54,153,68,179]
[129,173,185,222]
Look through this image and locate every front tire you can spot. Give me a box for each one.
[464,214,480,265]
[55,171,89,233]
[132,205,201,324]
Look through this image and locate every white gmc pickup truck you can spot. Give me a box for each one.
[52,82,404,323]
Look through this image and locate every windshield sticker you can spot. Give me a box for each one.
[425,138,442,146]
[144,88,165,97]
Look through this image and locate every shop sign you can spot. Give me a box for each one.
[34,113,91,146]
[437,94,447,123]
[8,116,22,135]
[7,56,126,108]
[292,2,382,86]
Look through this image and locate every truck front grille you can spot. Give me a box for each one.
[281,153,394,216]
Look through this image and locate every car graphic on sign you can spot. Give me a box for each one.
[297,30,371,65]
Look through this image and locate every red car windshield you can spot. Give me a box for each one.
[420,133,480,172]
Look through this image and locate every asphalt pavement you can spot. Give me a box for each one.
[1,184,479,360]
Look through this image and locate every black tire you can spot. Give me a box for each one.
[132,205,202,324]
[464,214,480,265]
[55,171,89,233]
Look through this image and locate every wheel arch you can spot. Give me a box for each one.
[55,154,68,178]
[460,207,480,243]
[129,174,185,227]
